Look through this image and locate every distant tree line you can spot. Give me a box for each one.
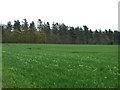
[1,19,120,44]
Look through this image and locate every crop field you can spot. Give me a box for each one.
[2,44,119,88]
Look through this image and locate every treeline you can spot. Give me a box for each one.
[1,19,120,44]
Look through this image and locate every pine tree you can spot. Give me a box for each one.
[7,21,12,32]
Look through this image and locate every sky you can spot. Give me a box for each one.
[0,0,119,31]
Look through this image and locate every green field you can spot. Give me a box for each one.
[2,44,119,88]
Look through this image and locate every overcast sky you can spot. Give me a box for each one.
[0,0,119,30]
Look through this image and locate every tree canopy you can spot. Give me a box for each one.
[1,19,120,45]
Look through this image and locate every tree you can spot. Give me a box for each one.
[46,22,51,34]
[113,31,120,44]
[68,26,77,44]
[74,27,80,43]
[107,29,114,44]
[29,21,36,30]
[83,25,89,44]
[7,21,12,32]
[88,29,93,44]
[78,27,85,44]
[59,23,68,43]
[37,19,42,31]
[22,19,28,30]
[93,29,101,44]
[13,20,21,31]
[52,22,59,34]
[2,19,120,45]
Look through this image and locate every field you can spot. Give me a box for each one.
[2,44,119,88]
[0,43,2,89]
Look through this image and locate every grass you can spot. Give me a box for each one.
[2,44,119,88]
[0,43,2,89]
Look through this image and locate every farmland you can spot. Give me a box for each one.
[2,44,119,88]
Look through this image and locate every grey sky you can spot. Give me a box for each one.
[0,0,119,30]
